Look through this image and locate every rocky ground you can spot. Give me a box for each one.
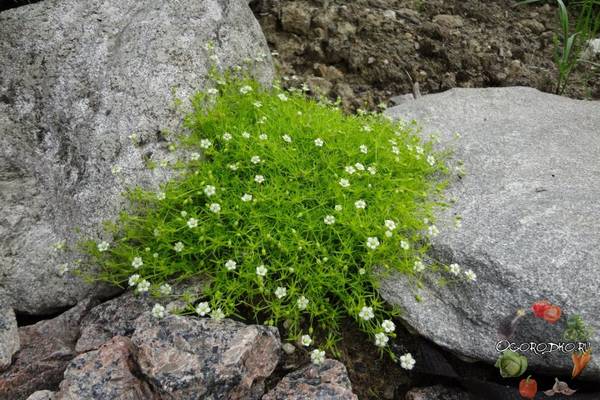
[251,0,600,111]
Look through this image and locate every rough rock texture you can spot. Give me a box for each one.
[54,336,155,400]
[382,87,600,379]
[263,359,358,400]
[131,314,281,399]
[405,385,469,400]
[0,0,273,315]
[0,306,19,371]
[75,292,153,353]
[26,391,55,400]
[0,300,95,399]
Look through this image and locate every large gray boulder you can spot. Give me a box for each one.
[382,87,600,379]
[0,0,273,314]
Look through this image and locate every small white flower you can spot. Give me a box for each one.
[297,296,309,310]
[366,237,380,250]
[254,175,265,184]
[256,264,267,276]
[228,163,239,171]
[359,306,374,321]
[324,215,336,225]
[382,320,396,333]
[278,93,288,101]
[132,257,143,269]
[157,191,166,201]
[385,230,393,238]
[207,88,218,95]
[339,178,350,188]
[384,220,397,231]
[97,241,110,252]
[136,279,150,293]
[415,146,424,155]
[200,139,212,149]
[222,132,232,141]
[359,144,368,154]
[334,204,343,212]
[354,200,367,209]
[358,268,366,275]
[253,101,262,108]
[153,228,160,237]
[427,155,436,166]
[209,203,221,213]
[204,185,216,197]
[275,287,287,299]
[159,284,172,296]
[196,302,211,316]
[258,116,267,124]
[251,155,261,164]
[314,138,324,147]
[391,146,400,155]
[301,334,312,347]
[211,308,225,320]
[128,274,140,287]
[258,133,268,140]
[187,218,198,228]
[345,166,356,174]
[400,240,410,250]
[152,304,166,319]
[153,252,159,258]
[367,166,377,175]
[180,211,188,218]
[464,269,477,282]
[57,263,69,276]
[242,131,251,139]
[354,162,365,171]
[241,193,253,202]
[282,134,292,143]
[449,263,461,275]
[111,165,122,175]
[240,85,253,94]
[190,152,201,161]
[427,225,439,237]
[225,260,237,271]
[174,242,184,252]
[414,260,426,272]
[310,349,326,365]
[400,353,416,370]
[375,332,389,347]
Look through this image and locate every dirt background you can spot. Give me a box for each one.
[251,0,600,111]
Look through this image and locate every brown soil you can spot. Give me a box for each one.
[251,0,600,111]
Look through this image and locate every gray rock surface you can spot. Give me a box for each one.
[262,359,358,400]
[0,299,96,399]
[75,291,153,353]
[54,336,155,400]
[26,391,56,400]
[0,306,19,371]
[132,313,281,399]
[0,0,273,314]
[382,87,600,379]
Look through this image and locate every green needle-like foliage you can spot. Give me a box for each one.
[82,70,450,356]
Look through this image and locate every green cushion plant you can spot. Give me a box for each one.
[83,67,452,359]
